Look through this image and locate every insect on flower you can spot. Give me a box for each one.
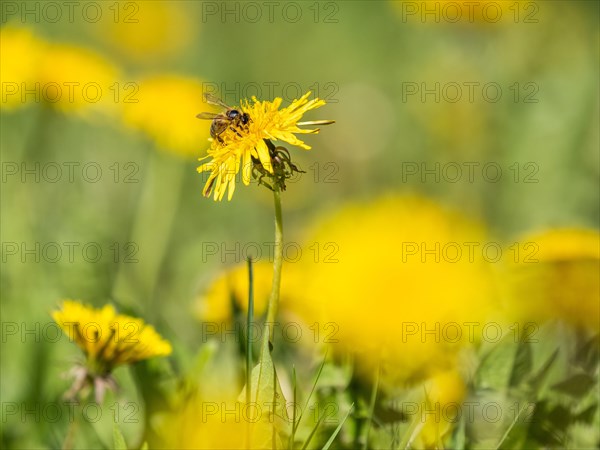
[196,93,251,144]
[197,91,334,201]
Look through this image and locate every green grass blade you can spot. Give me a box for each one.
[494,402,535,450]
[289,365,298,449]
[294,352,329,435]
[362,366,380,450]
[301,409,327,450]
[322,403,355,450]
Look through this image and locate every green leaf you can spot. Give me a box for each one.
[112,424,127,450]
[551,373,597,398]
[238,337,288,445]
[510,341,533,387]
[451,414,466,450]
[575,404,598,424]
[575,334,600,373]
[294,355,328,437]
[529,348,559,393]
[476,336,518,390]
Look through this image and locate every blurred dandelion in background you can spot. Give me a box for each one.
[122,75,213,157]
[38,43,120,118]
[0,26,45,110]
[417,369,467,448]
[94,0,194,64]
[194,261,273,324]
[52,300,171,402]
[501,228,600,330]
[288,194,497,387]
[157,391,274,449]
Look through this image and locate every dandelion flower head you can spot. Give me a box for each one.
[197,91,332,201]
[501,228,600,330]
[52,300,172,374]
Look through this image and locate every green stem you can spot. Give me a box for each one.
[264,186,283,346]
[246,257,254,406]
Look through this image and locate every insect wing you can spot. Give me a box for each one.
[202,93,230,109]
[196,112,222,120]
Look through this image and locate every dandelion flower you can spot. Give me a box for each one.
[53,300,171,401]
[287,195,497,386]
[38,43,120,116]
[97,0,193,63]
[158,392,274,449]
[197,91,333,201]
[0,26,45,110]
[501,228,600,330]
[194,262,273,324]
[123,75,214,157]
[418,369,467,448]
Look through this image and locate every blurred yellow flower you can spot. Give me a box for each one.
[97,0,193,63]
[287,195,497,386]
[0,26,121,116]
[501,228,600,330]
[158,393,275,449]
[194,261,273,324]
[38,43,120,116]
[197,92,332,201]
[0,26,45,109]
[53,300,172,374]
[122,75,213,157]
[417,369,467,449]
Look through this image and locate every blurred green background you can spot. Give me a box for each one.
[1,1,599,449]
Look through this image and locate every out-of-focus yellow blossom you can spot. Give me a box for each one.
[123,75,213,157]
[198,92,332,201]
[53,300,172,374]
[0,26,45,109]
[416,369,467,449]
[500,228,600,330]
[194,260,302,328]
[194,261,273,324]
[157,393,275,449]
[38,43,120,116]
[287,195,497,387]
[98,0,192,63]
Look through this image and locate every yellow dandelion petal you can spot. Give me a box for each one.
[254,139,273,173]
[242,150,253,186]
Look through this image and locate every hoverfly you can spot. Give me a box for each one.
[196,93,250,143]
